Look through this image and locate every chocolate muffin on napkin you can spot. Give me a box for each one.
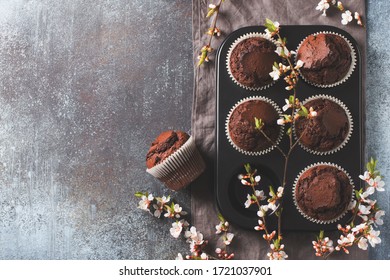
[146,130,205,191]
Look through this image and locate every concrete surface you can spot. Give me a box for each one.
[0,0,192,259]
[366,0,390,260]
[0,0,389,259]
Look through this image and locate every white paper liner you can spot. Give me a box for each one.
[293,94,353,155]
[292,162,355,225]
[226,32,278,91]
[225,96,284,156]
[146,136,206,191]
[295,31,357,88]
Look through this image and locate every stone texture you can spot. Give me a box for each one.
[0,0,192,259]
[367,0,390,260]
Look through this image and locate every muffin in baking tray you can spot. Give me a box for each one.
[296,33,354,87]
[228,34,280,90]
[294,163,353,224]
[227,97,282,155]
[294,96,352,154]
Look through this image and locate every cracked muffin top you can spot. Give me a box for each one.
[146,130,189,169]
[297,33,352,85]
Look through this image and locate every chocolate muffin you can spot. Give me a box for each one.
[297,33,352,86]
[146,130,189,169]
[228,99,280,153]
[229,36,279,88]
[295,165,353,222]
[295,97,350,153]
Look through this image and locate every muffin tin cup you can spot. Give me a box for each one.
[146,136,206,191]
[292,162,355,225]
[225,96,284,156]
[226,32,278,91]
[295,31,357,88]
[293,94,354,155]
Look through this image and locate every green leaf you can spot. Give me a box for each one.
[269,185,275,197]
[286,127,292,136]
[244,163,252,174]
[265,18,276,32]
[355,190,361,200]
[135,191,146,198]
[273,238,280,249]
[288,95,295,105]
[206,8,216,18]
[254,117,264,130]
[319,230,324,240]
[217,212,225,222]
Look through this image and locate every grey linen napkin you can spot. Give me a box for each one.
[191,0,366,259]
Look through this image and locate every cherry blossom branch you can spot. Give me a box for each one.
[197,0,226,66]
[239,164,287,260]
[315,0,365,27]
[135,192,235,260]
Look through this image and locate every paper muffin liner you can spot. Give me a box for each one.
[226,32,278,91]
[225,96,284,156]
[292,162,355,225]
[295,31,357,88]
[146,136,206,191]
[293,94,353,155]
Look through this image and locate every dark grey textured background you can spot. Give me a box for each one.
[0,0,388,259]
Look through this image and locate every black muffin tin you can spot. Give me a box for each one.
[215,25,362,231]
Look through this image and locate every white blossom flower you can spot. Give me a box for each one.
[215,248,222,254]
[267,202,278,212]
[277,118,285,125]
[275,46,290,57]
[295,60,304,69]
[282,99,291,112]
[200,253,208,260]
[208,4,216,9]
[176,253,184,260]
[371,210,385,226]
[255,175,261,182]
[241,179,251,186]
[153,205,162,218]
[244,194,253,208]
[269,65,281,81]
[359,171,370,182]
[316,0,330,16]
[264,29,273,39]
[367,227,381,247]
[361,187,375,200]
[341,10,353,25]
[337,233,355,248]
[171,204,187,218]
[223,233,234,245]
[355,12,363,26]
[215,221,229,234]
[185,226,204,246]
[359,204,371,215]
[308,107,317,118]
[255,190,266,201]
[267,250,288,260]
[276,187,284,198]
[138,194,154,211]
[368,176,385,192]
[254,219,264,231]
[257,205,269,217]
[170,221,183,239]
[358,237,368,250]
[352,223,367,233]
[348,199,356,210]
